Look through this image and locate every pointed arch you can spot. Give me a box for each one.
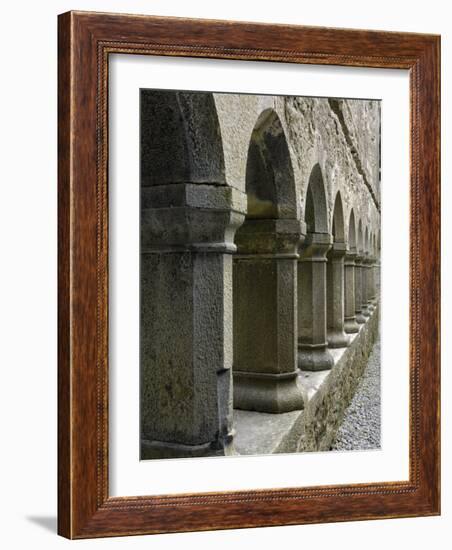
[304,163,329,233]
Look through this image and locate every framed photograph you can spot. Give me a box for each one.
[58,11,440,538]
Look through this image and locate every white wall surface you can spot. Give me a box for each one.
[0,1,449,548]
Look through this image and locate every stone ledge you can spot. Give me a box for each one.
[233,306,379,456]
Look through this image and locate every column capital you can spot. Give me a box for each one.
[299,231,333,261]
[362,253,374,267]
[235,218,305,257]
[328,241,347,260]
[344,249,357,265]
[141,183,247,253]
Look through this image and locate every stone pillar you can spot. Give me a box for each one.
[364,254,375,312]
[359,254,371,318]
[140,183,246,458]
[233,219,305,413]
[369,254,378,308]
[374,259,381,299]
[297,232,334,371]
[344,251,360,334]
[354,256,366,324]
[326,243,350,347]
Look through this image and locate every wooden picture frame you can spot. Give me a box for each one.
[58,10,440,539]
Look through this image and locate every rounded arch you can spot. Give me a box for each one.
[348,209,357,252]
[140,90,226,187]
[331,191,345,243]
[245,109,297,219]
[304,163,329,233]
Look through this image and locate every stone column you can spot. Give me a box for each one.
[297,232,334,371]
[140,183,246,459]
[359,253,371,318]
[233,219,305,413]
[364,254,375,312]
[326,243,350,347]
[344,251,360,334]
[374,259,381,299]
[368,254,378,308]
[354,256,366,324]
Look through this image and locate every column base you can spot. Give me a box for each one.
[327,330,350,348]
[233,371,304,413]
[344,316,360,334]
[361,306,371,318]
[297,345,334,371]
[355,312,366,324]
[141,433,235,459]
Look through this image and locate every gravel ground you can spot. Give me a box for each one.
[331,338,381,451]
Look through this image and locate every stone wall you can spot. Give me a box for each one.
[140,89,381,459]
[214,94,380,237]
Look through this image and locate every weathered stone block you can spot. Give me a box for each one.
[233,307,380,455]
[233,218,305,413]
[140,182,246,458]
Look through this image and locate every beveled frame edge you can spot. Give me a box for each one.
[57,10,440,539]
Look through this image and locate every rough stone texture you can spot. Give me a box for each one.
[140,89,381,458]
[141,90,382,245]
[330,99,381,208]
[233,219,304,413]
[141,90,226,186]
[298,307,379,452]
[140,184,247,458]
[234,408,304,456]
[233,307,379,455]
[140,251,236,457]
[331,338,381,451]
[213,93,380,239]
[326,243,350,348]
[344,253,360,333]
[297,232,334,371]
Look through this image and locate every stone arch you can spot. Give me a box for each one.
[140,90,241,458]
[360,226,371,317]
[354,219,367,324]
[304,163,329,233]
[245,109,298,219]
[233,109,303,413]
[344,208,360,334]
[327,190,349,348]
[140,90,226,186]
[348,209,357,252]
[331,191,346,243]
[298,162,334,369]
